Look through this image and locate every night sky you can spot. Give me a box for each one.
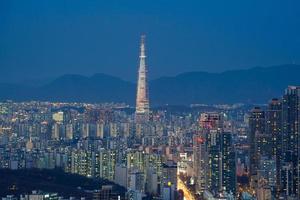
[1,0,300,83]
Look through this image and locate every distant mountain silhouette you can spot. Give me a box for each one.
[1,65,299,105]
[37,73,135,103]
[151,65,300,105]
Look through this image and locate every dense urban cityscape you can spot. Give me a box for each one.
[0,35,299,200]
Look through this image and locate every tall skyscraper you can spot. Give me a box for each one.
[220,131,236,196]
[193,134,207,195]
[266,98,282,158]
[266,98,282,194]
[194,112,223,195]
[281,86,300,198]
[136,35,150,123]
[207,129,222,194]
[249,107,266,176]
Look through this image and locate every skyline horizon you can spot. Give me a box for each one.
[4,63,300,85]
[0,64,299,105]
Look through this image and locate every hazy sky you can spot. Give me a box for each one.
[1,0,300,83]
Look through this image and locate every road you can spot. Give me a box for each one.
[177,177,196,200]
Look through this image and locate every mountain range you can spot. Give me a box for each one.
[1,65,299,105]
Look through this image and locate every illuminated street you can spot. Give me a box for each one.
[177,177,196,200]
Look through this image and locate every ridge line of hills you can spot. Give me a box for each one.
[1,64,300,105]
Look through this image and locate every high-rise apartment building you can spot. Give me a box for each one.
[249,107,265,176]
[266,98,282,193]
[281,86,300,198]
[220,131,236,195]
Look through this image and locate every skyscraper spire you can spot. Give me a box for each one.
[135,35,150,123]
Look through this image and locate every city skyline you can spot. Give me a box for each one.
[1,1,300,200]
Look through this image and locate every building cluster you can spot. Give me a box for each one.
[0,100,198,199]
[0,99,251,200]
[0,85,298,200]
[192,112,236,199]
[248,86,300,200]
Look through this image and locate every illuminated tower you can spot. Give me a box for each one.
[135,35,150,123]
